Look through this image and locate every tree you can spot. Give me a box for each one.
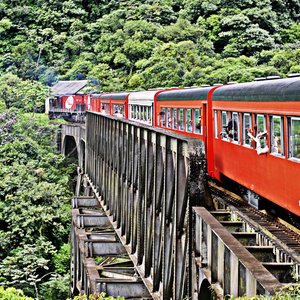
[0,112,75,299]
[0,286,34,300]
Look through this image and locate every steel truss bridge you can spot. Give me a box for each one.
[60,112,297,299]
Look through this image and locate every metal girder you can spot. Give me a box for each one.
[193,207,281,297]
[85,113,205,299]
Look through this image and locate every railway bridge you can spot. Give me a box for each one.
[61,112,298,299]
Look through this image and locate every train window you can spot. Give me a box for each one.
[102,103,110,114]
[270,116,284,156]
[232,112,240,143]
[221,111,228,139]
[141,106,144,120]
[194,108,201,134]
[243,113,252,147]
[159,108,166,126]
[135,106,139,119]
[179,108,184,131]
[140,106,143,120]
[147,106,152,124]
[256,115,266,148]
[130,105,133,118]
[113,104,124,117]
[214,110,218,138]
[289,117,300,161]
[166,108,171,128]
[133,105,137,119]
[186,109,192,132]
[172,108,177,129]
[256,114,267,148]
[256,114,266,132]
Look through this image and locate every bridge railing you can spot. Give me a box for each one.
[85,112,205,299]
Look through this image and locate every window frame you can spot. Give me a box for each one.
[232,112,240,143]
[243,113,252,147]
[221,111,229,140]
[194,108,202,134]
[288,116,300,162]
[270,115,284,157]
[214,110,218,138]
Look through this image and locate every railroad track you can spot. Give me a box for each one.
[209,182,300,264]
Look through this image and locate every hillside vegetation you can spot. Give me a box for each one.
[0,112,74,299]
[0,0,299,94]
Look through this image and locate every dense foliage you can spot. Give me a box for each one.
[0,286,34,300]
[72,293,124,300]
[0,0,299,94]
[232,284,300,299]
[0,110,75,299]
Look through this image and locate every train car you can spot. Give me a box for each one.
[48,94,87,122]
[127,89,171,125]
[89,93,102,113]
[211,76,300,218]
[155,86,220,161]
[90,92,129,118]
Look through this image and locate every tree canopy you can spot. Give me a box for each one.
[0,0,299,92]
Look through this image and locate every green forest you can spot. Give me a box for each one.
[0,112,74,299]
[0,0,300,94]
[0,0,299,299]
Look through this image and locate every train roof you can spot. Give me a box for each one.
[156,86,215,101]
[51,80,89,96]
[212,77,300,101]
[100,92,130,100]
[128,90,166,105]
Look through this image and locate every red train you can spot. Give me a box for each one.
[48,76,300,219]
[48,94,89,122]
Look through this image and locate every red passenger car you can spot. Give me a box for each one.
[90,92,129,118]
[211,77,300,217]
[155,86,219,158]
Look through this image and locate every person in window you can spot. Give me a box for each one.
[226,119,238,139]
[116,110,123,117]
[101,106,107,114]
[195,117,201,133]
[159,111,165,126]
[187,120,192,132]
[272,135,279,154]
[247,127,269,155]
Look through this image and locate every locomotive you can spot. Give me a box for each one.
[48,94,89,122]
[48,76,300,220]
